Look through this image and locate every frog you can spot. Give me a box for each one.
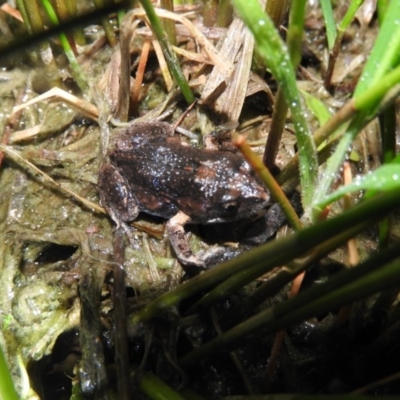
[98,121,270,268]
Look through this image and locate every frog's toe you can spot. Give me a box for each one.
[198,246,241,269]
[175,253,205,269]
[176,247,231,270]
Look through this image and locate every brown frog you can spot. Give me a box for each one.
[98,122,269,268]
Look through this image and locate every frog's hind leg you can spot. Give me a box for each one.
[98,164,139,244]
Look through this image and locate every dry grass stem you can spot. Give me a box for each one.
[0,144,105,214]
[143,234,162,283]
[200,18,247,105]
[10,124,43,143]
[152,38,174,91]
[137,24,226,42]
[131,39,152,114]
[246,72,274,101]
[1,3,23,21]
[78,36,108,67]
[332,54,365,84]
[172,45,213,64]
[214,21,255,121]
[343,162,360,266]
[131,8,233,78]
[115,16,134,122]
[12,87,99,122]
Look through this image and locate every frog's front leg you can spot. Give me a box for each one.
[98,164,139,241]
[166,211,206,268]
[167,211,224,268]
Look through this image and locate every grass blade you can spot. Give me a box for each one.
[318,162,400,213]
[138,0,195,104]
[232,0,318,214]
[313,0,400,218]
[337,0,365,35]
[0,345,19,400]
[320,0,336,50]
[179,246,400,368]
[130,185,400,325]
[41,0,89,92]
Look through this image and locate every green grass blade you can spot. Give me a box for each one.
[130,185,400,325]
[324,1,365,89]
[379,106,397,165]
[92,0,118,46]
[301,90,331,126]
[313,112,364,218]
[313,0,400,217]
[377,0,389,24]
[319,0,336,49]
[263,0,307,171]
[355,11,400,98]
[41,0,89,92]
[179,246,400,367]
[232,0,318,213]
[354,64,400,111]
[337,0,365,36]
[139,372,186,399]
[138,0,195,104]
[317,163,400,213]
[0,345,19,400]
[0,3,123,59]
[286,0,306,68]
[15,0,32,34]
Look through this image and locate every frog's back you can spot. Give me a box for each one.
[110,136,268,222]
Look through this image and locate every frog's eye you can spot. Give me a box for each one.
[221,201,239,217]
